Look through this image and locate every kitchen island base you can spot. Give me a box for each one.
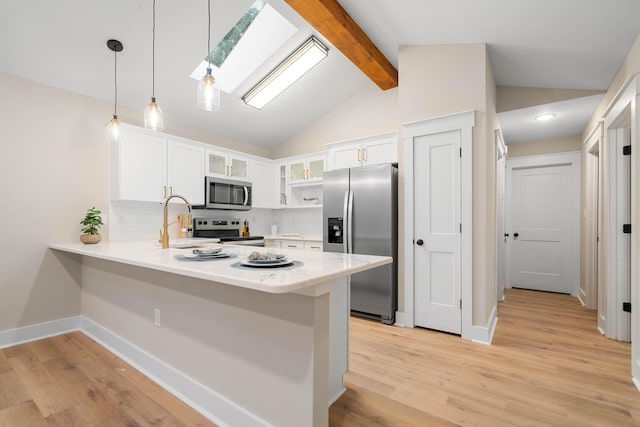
[78,256,347,427]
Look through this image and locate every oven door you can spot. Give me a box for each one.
[205,177,252,210]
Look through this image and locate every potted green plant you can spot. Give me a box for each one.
[80,207,104,244]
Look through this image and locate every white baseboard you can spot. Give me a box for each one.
[633,376,640,393]
[464,306,498,345]
[0,316,270,427]
[80,317,269,427]
[0,316,82,349]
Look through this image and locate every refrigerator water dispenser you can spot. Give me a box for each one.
[327,217,343,244]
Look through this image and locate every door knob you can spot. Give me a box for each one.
[504,233,509,237]
[513,233,519,238]
[416,239,424,246]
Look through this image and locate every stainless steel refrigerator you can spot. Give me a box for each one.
[323,163,398,324]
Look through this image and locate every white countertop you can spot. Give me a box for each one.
[49,241,391,294]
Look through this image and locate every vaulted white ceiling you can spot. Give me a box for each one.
[1,0,638,148]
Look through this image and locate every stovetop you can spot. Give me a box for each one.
[192,217,263,241]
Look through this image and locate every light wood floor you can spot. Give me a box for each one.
[1,289,638,426]
[331,288,640,426]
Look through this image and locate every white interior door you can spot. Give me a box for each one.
[413,130,461,334]
[509,164,572,294]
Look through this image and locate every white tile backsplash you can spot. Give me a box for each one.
[274,207,322,238]
[109,203,322,241]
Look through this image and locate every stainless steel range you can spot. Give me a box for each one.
[192,218,265,247]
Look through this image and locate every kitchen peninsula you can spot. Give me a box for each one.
[49,241,391,427]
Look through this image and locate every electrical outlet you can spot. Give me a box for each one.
[154,308,161,327]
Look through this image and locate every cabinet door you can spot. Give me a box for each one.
[265,240,282,249]
[303,241,323,252]
[249,160,274,209]
[276,164,289,207]
[330,144,362,170]
[307,157,325,181]
[229,155,249,180]
[205,148,229,178]
[167,140,204,205]
[111,131,166,202]
[289,161,306,183]
[363,137,397,165]
[281,240,302,250]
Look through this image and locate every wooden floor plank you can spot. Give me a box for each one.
[0,400,48,427]
[0,288,638,426]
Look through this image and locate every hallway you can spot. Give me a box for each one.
[331,288,639,426]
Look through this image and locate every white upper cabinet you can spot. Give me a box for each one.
[274,153,326,209]
[167,139,204,205]
[110,127,166,202]
[110,125,204,205]
[328,133,397,170]
[205,148,249,180]
[249,159,274,209]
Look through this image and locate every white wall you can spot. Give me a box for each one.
[0,72,270,332]
[273,85,398,159]
[508,134,582,158]
[398,44,498,327]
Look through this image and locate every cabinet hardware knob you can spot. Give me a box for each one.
[416,239,424,246]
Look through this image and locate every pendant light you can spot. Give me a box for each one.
[107,39,123,142]
[197,0,220,111]
[144,0,164,130]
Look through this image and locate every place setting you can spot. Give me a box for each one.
[173,245,236,261]
[232,251,303,270]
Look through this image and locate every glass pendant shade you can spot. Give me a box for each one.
[198,68,221,111]
[108,114,121,142]
[144,97,164,131]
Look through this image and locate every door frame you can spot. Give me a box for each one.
[496,130,507,302]
[583,124,601,312]
[506,152,581,297]
[402,111,479,341]
[600,73,639,383]
[602,75,638,345]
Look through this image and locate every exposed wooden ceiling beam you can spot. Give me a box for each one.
[284,0,398,90]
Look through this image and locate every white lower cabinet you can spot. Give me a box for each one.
[303,241,323,251]
[265,239,323,251]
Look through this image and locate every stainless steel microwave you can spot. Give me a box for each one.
[204,176,252,210]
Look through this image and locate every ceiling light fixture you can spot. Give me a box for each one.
[106,39,123,142]
[242,36,328,109]
[144,0,164,131]
[535,113,556,121]
[197,0,220,111]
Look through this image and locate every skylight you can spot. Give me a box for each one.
[190,0,297,94]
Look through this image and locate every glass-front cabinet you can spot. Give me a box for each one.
[288,154,326,184]
[275,153,326,208]
[205,148,249,180]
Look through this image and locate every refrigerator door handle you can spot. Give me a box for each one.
[342,190,349,253]
[347,190,354,254]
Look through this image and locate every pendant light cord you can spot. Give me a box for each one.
[152,0,156,98]
[113,47,118,116]
[207,0,211,68]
